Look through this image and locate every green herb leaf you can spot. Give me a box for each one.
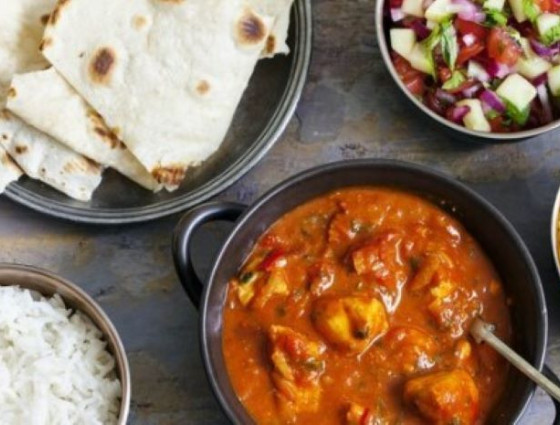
[441,20,459,71]
[442,70,466,90]
[522,0,539,22]
[543,24,560,45]
[485,109,501,120]
[484,8,509,26]
[504,99,530,125]
[421,24,442,51]
[420,25,441,80]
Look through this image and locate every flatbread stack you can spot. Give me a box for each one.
[0,0,294,202]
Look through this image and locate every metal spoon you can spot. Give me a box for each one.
[470,317,560,403]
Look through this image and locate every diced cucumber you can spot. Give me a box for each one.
[496,73,538,111]
[518,57,552,79]
[508,0,527,22]
[537,13,560,37]
[408,43,434,75]
[467,61,490,82]
[425,0,453,22]
[484,0,506,10]
[456,99,492,132]
[517,37,552,78]
[390,29,417,59]
[402,0,425,17]
[548,65,560,95]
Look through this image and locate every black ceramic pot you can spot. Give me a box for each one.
[173,159,558,424]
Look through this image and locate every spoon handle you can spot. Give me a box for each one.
[471,318,560,403]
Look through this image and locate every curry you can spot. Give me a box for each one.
[223,187,511,425]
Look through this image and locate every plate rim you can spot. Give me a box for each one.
[4,0,313,225]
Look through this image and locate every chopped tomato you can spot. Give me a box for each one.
[438,66,452,82]
[389,0,403,7]
[535,0,559,12]
[393,54,426,96]
[456,42,485,66]
[489,116,507,132]
[455,18,488,40]
[259,249,287,271]
[487,27,522,67]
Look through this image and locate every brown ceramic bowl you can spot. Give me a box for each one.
[0,263,130,424]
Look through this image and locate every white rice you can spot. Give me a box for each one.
[0,286,121,425]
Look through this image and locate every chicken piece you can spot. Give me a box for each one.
[428,281,482,338]
[312,296,388,354]
[328,212,360,248]
[268,325,326,415]
[409,252,453,291]
[351,232,408,289]
[346,402,375,425]
[383,327,437,374]
[253,268,290,309]
[404,369,479,425]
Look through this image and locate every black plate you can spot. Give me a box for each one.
[4,1,312,224]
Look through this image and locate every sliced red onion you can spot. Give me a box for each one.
[435,88,457,104]
[450,105,471,122]
[451,0,485,23]
[533,73,548,86]
[462,83,482,98]
[480,90,506,113]
[467,61,491,83]
[409,19,431,40]
[391,8,405,21]
[537,84,554,124]
[485,60,512,79]
[530,39,560,58]
[463,34,476,47]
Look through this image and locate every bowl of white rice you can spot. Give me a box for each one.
[0,263,130,425]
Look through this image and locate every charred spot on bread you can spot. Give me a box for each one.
[7,88,16,99]
[265,35,276,54]
[39,37,53,52]
[14,145,28,155]
[89,47,116,84]
[236,10,267,46]
[49,0,71,26]
[152,166,187,186]
[196,80,211,95]
[40,14,51,26]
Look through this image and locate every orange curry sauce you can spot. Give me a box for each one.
[222,187,511,425]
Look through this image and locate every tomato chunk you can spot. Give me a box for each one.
[455,18,488,40]
[457,42,485,66]
[487,27,522,67]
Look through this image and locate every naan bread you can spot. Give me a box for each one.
[0,146,22,193]
[0,112,102,201]
[0,0,56,107]
[252,1,294,58]
[8,68,161,191]
[42,0,292,187]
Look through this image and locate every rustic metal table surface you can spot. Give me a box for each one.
[2,1,560,424]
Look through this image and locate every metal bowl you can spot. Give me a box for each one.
[551,185,560,278]
[0,263,130,424]
[375,0,560,143]
[4,1,312,224]
[174,159,548,424]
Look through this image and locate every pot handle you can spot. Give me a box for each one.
[543,364,560,425]
[172,202,246,309]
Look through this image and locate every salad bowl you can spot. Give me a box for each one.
[376,0,560,142]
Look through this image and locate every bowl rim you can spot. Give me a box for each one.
[199,158,548,424]
[374,0,560,142]
[550,185,560,278]
[0,263,131,424]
